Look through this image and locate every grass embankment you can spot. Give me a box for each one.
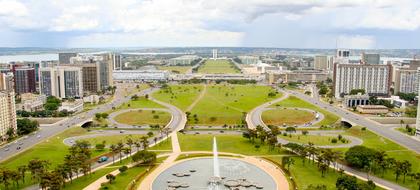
[114,110,171,126]
[152,84,204,111]
[197,59,240,74]
[262,108,315,125]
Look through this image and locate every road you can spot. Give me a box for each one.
[0,85,182,162]
[284,89,420,154]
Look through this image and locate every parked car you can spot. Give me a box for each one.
[97,156,109,163]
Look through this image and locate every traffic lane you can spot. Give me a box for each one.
[286,90,420,153]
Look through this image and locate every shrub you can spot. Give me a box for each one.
[331,138,338,143]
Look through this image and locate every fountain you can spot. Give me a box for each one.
[208,137,222,190]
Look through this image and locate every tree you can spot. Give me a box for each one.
[140,136,149,150]
[95,143,105,151]
[117,142,124,163]
[95,113,102,120]
[344,146,376,169]
[16,118,39,136]
[17,165,28,184]
[101,113,109,119]
[44,96,61,111]
[110,144,118,164]
[282,157,294,171]
[106,174,116,184]
[126,138,134,156]
[319,162,328,177]
[349,89,365,95]
[27,159,49,182]
[285,127,296,133]
[305,184,327,190]
[401,160,412,183]
[147,131,154,137]
[132,150,157,164]
[336,176,358,190]
[119,166,128,173]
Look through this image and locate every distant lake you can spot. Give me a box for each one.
[0,54,58,63]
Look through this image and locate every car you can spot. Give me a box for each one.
[97,156,109,163]
[37,135,41,138]
[120,130,125,133]
[16,147,21,150]
[19,142,23,145]
[4,148,9,151]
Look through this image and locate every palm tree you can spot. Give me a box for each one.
[126,138,134,155]
[10,170,21,188]
[141,136,149,150]
[401,160,412,183]
[319,162,328,177]
[134,140,141,152]
[110,144,118,164]
[117,142,124,163]
[106,174,116,184]
[17,165,27,184]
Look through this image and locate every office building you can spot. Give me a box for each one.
[71,64,99,94]
[0,73,17,141]
[334,49,350,64]
[238,56,259,64]
[416,70,420,137]
[394,69,418,94]
[98,54,114,90]
[112,54,123,70]
[212,49,218,60]
[13,67,36,94]
[39,66,83,99]
[356,105,389,114]
[113,70,169,81]
[314,55,333,70]
[59,53,78,64]
[342,94,370,108]
[333,63,392,98]
[169,55,200,65]
[16,93,47,112]
[361,53,380,64]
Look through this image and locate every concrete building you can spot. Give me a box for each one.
[361,53,380,64]
[16,93,47,112]
[13,67,36,94]
[335,49,350,64]
[212,49,218,60]
[99,54,114,90]
[39,66,83,99]
[416,71,420,137]
[378,96,408,108]
[59,53,78,64]
[168,55,200,65]
[394,69,418,94]
[113,70,169,81]
[333,63,392,98]
[238,56,259,64]
[59,99,84,113]
[0,73,17,141]
[342,94,370,108]
[356,105,389,114]
[112,54,122,70]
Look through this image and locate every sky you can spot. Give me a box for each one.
[0,0,419,49]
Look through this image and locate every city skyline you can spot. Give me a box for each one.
[0,0,419,48]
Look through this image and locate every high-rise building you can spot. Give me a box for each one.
[73,64,100,94]
[98,54,114,90]
[314,55,333,70]
[361,53,380,64]
[13,67,36,94]
[394,69,418,94]
[416,67,420,138]
[112,54,122,70]
[0,72,17,141]
[334,49,350,64]
[333,63,392,98]
[39,66,83,98]
[59,53,78,64]
[212,49,218,60]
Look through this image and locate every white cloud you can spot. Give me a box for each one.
[337,35,376,49]
[0,0,27,17]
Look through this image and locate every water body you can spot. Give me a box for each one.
[152,158,276,190]
[0,54,58,63]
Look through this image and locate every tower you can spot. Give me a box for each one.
[416,67,420,137]
[212,49,218,60]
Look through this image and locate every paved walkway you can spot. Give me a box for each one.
[185,84,207,112]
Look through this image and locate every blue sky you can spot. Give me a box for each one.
[0,0,419,49]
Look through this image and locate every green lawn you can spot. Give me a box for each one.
[82,134,145,146]
[267,156,383,190]
[178,133,288,156]
[197,59,240,74]
[118,97,164,110]
[273,96,339,126]
[114,110,171,125]
[63,167,116,190]
[189,84,281,125]
[100,166,148,190]
[157,66,191,74]
[149,137,172,151]
[278,134,349,146]
[152,84,204,111]
[121,83,150,97]
[0,128,109,189]
[340,126,420,189]
[262,108,315,125]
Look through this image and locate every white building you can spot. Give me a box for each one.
[314,55,333,70]
[0,73,16,142]
[113,70,169,81]
[168,55,200,65]
[333,63,392,98]
[16,93,47,112]
[334,49,350,64]
[238,56,259,64]
[416,69,420,137]
[59,99,84,113]
[39,66,83,99]
[212,49,218,60]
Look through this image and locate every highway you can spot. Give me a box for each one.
[284,89,420,154]
[0,85,185,162]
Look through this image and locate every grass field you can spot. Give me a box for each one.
[157,66,191,74]
[189,84,281,125]
[273,96,339,126]
[197,59,240,74]
[278,134,349,146]
[114,110,171,125]
[0,128,108,189]
[82,134,145,145]
[149,137,172,151]
[152,84,204,111]
[262,108,315,125]
[118,97,163,110]
[99,166,148,190]
[340,126,420,189]
[178,133,288,155]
